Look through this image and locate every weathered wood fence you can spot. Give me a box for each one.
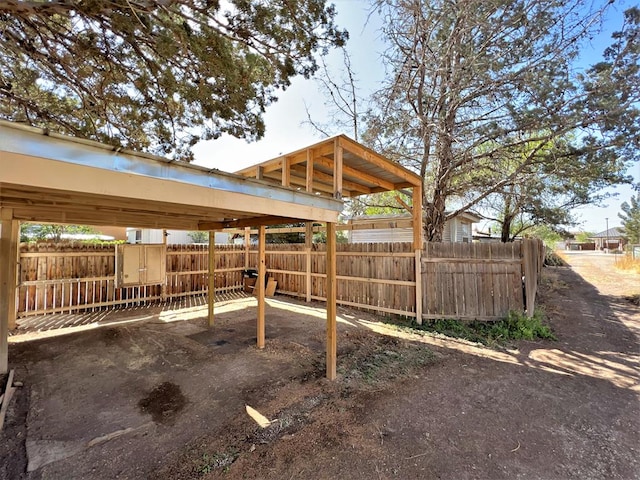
[16,239,543,321]
[259,242,417,318]
[421,242,524,321]
[17,243,245,317]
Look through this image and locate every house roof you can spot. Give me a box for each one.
[347,210,482,225]
[234,135,422,198]
[589,227,623,239]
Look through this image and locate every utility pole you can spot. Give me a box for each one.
[605,217,609,253]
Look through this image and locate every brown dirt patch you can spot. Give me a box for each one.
[1,253,638,479]
[138,381,187,424]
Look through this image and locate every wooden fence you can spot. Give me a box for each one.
[16,239,543,321]
[259,242,417,318]
[421,242,523,321]
[17,243,245,317]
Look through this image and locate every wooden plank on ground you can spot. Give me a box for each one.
[0,369,16,431]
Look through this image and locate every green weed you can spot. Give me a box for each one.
[387,309,556,347]
[198,449,238,476]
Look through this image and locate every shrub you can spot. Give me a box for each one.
[389,309,556,347]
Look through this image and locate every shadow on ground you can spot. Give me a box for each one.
[0,258,638,480]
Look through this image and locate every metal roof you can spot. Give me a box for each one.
[0,121,342,230]
[590,227,624,239]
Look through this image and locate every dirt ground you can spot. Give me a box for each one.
[1,251,638,480]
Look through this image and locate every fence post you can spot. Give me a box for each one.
[522,239,539,317]
[161,229,168,303]
[244,227,250,270]
[305,222,312,302]
[208,232,215,327]
[415,249,423,324]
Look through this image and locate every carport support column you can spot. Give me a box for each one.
[0,208,19,374]
[326,222,337,380]
[208,231,215,327]
[257,225,266,349]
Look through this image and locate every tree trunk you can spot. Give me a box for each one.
[500,217,513,243]
[425,184,447,242]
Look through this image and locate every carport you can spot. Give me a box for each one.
[0,121,423,379]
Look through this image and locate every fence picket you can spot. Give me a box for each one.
[16,240,542,321]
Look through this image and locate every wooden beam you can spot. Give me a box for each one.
[306,149,314,193]
[5,201,206,231]
[0,209,18,374]
[234,142,334,177]
[199,215,304,230]
[208,231,215,327]
[1,186,252,220]
[262,171,351,197]
[338,136,422,186]
[326,222,337,380]
[313,156,396,191]
[333,139,343,200]
[1,153,342,224]
[395,194,413,214]
[282,157,291,187]
[257,225,266,349]
[290,165,371,194]
[256,166,264,180]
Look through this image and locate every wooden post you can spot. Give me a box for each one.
[282,156,291,187]
[208,231,215,327]
[305,222,313,303]
[412,185,423,324]
[415,249,422,324]
[161,229,168,302]
[244,227,250,270]
[0,209,18,374]
[326,222,337,380]
[523,239,537,317]
[333,139,343,199]
[306,148,314,193]
[257,225,266,348]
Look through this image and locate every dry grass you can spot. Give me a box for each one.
[614,254,640,274]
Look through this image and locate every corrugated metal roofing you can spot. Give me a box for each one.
[590,227,623,238]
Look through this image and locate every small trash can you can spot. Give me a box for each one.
[243,269,258,293]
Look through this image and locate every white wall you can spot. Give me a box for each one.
[349,218,473,244]
[126,229,230,244]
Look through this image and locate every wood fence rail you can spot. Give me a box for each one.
[16,240,543,321]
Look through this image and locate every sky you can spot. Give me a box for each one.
[192,0,639,234]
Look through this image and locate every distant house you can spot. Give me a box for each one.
[126,228,229,245]
[91,226,128,241]
[588,227,626,251]
[472,230,503,243]
[346,211,482,243]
